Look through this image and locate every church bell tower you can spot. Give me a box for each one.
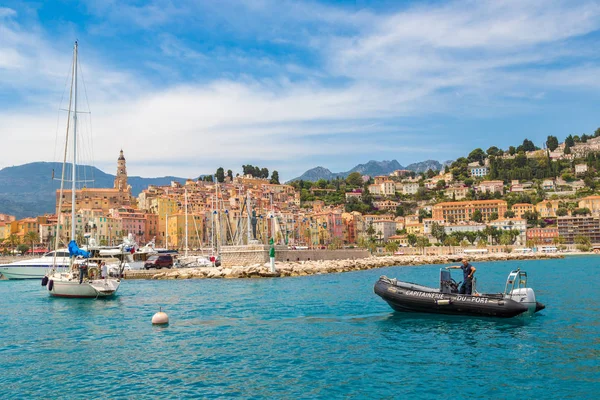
[114,149,128,191]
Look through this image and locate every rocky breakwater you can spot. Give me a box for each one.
[129,252,564,280]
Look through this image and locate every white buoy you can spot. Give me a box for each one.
[152,307,169,325]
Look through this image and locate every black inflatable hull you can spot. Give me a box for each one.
[374,279,530,318]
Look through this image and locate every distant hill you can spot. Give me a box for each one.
[0,162,189,219]
[289,159,445,182]
[405,160,443,173]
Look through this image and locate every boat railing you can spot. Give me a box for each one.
[504,268,528,295]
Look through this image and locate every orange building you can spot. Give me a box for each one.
[432,200,508,223]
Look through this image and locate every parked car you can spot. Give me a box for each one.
[144,254,173,270]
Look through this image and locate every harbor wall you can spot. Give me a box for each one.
[218,245,370,267]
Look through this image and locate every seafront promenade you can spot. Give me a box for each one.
[123,252,564,280]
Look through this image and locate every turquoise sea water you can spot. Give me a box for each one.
[1,257,598,399]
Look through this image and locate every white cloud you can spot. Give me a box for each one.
[1,1,600,181]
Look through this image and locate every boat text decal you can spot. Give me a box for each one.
[456,296,489,303]
[406,290,445,300]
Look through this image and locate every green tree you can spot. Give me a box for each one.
[504,210,515,218]
[508,146,516,156]
[270,170,280,184]
[346,172,363,187]
[260,168,269,179]
[418,209,432,222]
[7,234,19,254]
[366,222,376,242]
[415,236,430,253]
[24,231,39,253]
[522,139,536,152]
[17,244,29,255]
[486,146,501,157]
[471,210,483,223]
[522,210,539,226]
[499,232,513,246]
[431,222,447,243]
[565,134,575,147]
[489,212,499,221]
[464,231,478,245]
[436,179,446,190]
[556,207,568,216]
[385,241,399,254]
[407,234,418,247]
[468,148,486,164]
[564,144,571,155]
[572,207,591,216]
[216,167,225,183]
[227,169,233,180]
[546,135,559,151]
[395,205,405,217]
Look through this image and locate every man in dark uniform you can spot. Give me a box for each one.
[448,258,476,295]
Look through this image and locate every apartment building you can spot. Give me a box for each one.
[557,216,600,244]
[432,200,508,223]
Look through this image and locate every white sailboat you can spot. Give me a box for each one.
[43,41,121,298]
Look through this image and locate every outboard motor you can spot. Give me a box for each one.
[440,269,459,294]
[504,269,539,315]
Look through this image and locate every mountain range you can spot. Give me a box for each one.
[288,159,450,182]
[1,158,452,219]
[0,162,188,219]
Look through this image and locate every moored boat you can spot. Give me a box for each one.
[42,41,121,299]
[0,250,71,280]
[374,268,545,318]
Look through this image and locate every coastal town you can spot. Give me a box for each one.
[2,132,600,258]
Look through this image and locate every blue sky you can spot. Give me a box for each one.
[2,0,600,181]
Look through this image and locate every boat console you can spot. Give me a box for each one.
[440,269,459,294]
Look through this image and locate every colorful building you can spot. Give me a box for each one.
[432,200,508,223]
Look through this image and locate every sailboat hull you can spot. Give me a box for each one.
[49,278,120,298]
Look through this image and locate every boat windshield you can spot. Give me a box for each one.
[44,251,70,258]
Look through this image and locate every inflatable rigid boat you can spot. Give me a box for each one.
[374,268,545,318]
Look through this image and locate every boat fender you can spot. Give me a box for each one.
[48,279,54,291]
[436,299,451,305]
[41,276,49,287]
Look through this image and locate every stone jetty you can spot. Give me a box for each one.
[123,252,564,280]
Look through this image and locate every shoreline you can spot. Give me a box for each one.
[124,252,566,280]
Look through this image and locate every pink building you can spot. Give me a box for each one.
[111,208,147,241]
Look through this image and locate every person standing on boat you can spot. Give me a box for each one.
[448,259,476,295]
[78,260,88,284]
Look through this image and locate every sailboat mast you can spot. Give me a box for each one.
[165,213,169,249]
[246,190,251,244]
[185,188,188,257]
[70,41,78,241]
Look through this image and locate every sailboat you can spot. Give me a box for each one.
[43,41,121,298]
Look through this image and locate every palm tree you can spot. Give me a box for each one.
[24,231,39,254]
[7,234,20,255]
[385,241,399,254]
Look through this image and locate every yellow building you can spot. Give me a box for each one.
[432,200,507,223]
[405,222,423,235]
[511,203,534,219]
[150,197,179,246]
[579,196,600,215]
[166,213,206,249]
[535,200,563,218]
